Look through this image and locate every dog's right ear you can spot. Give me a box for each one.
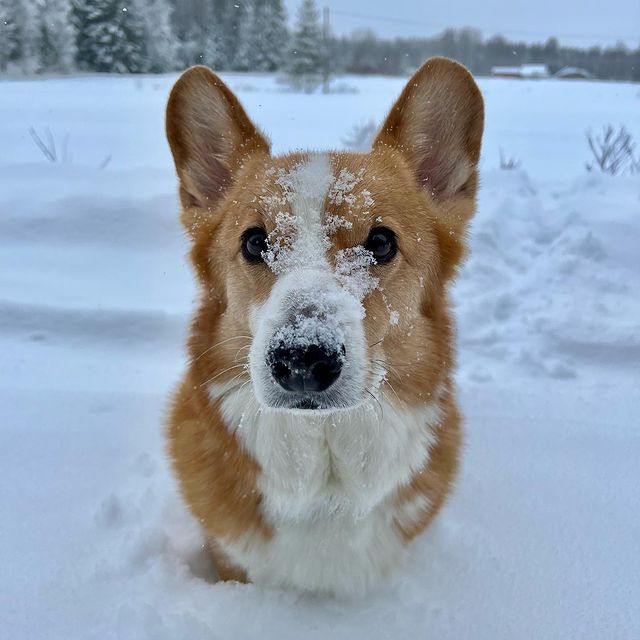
[166,66,270,212]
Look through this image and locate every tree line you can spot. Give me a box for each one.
[335,29,640,82]
[1,0,638,82]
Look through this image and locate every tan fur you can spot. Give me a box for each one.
[166,58,484,586]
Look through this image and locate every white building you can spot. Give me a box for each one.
[492,64,550,79]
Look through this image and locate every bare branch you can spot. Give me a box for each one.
[499,148,522,170]
[585,125,638,175]
[28,126,57,163]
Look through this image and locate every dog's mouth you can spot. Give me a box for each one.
[290,397,321,410]
[263,389,365,414]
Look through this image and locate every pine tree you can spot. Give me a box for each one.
[136,0,178,72]
[216,1,246,70]
[202,21,223,69]
[71,0,94,70]
[37,0,76,73]
[242,0,288,72]
[0,0,39,72]
[287,0,324,92]
[234,0,254,71]
[74,0,146,73]
[169,0,217,67]
[0,0,19,70]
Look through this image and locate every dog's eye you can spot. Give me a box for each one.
[241,227,268,263]
[365,227,397,264]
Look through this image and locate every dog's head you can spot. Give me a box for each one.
[166,58,483,415]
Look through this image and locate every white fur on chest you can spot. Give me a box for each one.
[222,499,403,597]
[211,383,442,596]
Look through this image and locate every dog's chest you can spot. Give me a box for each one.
[223,497,405,596]
[217,389,440,595]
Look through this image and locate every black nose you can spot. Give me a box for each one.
[269,343,345,393]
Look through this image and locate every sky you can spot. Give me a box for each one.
[283,0,640,48]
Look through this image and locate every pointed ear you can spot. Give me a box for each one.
[373,57,484,200]
[166,66,270,210]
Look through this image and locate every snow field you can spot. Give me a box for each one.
[1,73,639,639]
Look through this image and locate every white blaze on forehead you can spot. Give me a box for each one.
[248,154,378,410]
[288,153,334,224]
[262,153,334,273]
[261,153,379,305]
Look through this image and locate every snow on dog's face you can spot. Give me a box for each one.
[166,61,483,414]
[245,154,374,411]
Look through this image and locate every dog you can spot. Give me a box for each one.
[165,57,484,597]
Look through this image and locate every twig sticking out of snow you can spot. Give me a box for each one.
[28,126,72,164]
[28,126,57,163]
[586,125,639,175]
[499,148,522,170]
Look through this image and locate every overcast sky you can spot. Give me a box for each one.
[283,0,640,47]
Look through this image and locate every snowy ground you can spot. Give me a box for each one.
[1,73,639,639]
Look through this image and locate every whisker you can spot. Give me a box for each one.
[364,389,384,421]
[224,370,249,390]
[231,381,259,437]
[199,362,248,387]
[193,335,252,362]
[233,344,252,362]
[371,358,402,382]
[376,359,413,368]
[237,379,252,394]
[369,362,402,409]
[382,377,403,406]
[370,360,403,406]
[208,372,246,402]
[369,342,411,386]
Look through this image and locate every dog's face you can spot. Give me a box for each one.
[166,59,483,415]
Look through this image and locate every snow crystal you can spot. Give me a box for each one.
[262,211,300,273]
[328,168,365,206]
[373,288,401,327]
[270,314,345,353]
[361,189,374,209]
[335,245,378,301]
[324,213,353,234]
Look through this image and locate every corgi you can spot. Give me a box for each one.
[165,57,484,597]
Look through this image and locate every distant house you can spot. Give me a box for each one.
[491,64,550,79]
[554,66,594,80]
[490,66,521,78]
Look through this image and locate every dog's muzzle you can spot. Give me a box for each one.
[249,269,367,411]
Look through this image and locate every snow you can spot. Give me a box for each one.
[270,314,345,354]
[262,157,378,302]
[1,73,639,638]
[334,245,378,301]
[262,155,336,273]
[259,155,375,357]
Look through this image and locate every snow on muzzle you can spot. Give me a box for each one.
[249,269,368,411]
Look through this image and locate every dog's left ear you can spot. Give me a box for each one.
[373,57,484,203]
